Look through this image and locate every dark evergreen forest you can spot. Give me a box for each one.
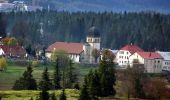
[0,11,170,51]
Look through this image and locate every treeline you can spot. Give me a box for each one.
[0,11,170,51]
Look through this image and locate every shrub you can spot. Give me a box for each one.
[32,60,39,67]
[0,57,7,71]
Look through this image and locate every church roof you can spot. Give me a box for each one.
[46,42,84,54]
[87,26,100,37]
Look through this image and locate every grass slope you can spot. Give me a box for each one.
[0,63,96,90]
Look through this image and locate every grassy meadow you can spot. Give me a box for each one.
[0,61,97,90]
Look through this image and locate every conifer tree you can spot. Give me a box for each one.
[39,90,50,100]
[98,60,116,96]
[87,70,98,99]
[51,92,56,100]
[79,76,91,100]
[39,67,52,90]
[54,59,61,89]
[65,59,77,88]
[13,65,37,90]
[59,89,66,100]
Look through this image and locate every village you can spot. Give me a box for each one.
[0,26,169,75]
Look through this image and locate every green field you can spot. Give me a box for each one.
[0,62,97,90]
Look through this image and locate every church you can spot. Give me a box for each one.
[46,26,101,63]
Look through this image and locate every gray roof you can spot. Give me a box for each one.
[157,51,170,60]
[87,26,100,37]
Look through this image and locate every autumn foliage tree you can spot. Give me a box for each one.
[0,57,7,71]
[92,48,100,63]
[119,64,145,99]
[143,78,170,100]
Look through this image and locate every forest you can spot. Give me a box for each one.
[0,11,170,51]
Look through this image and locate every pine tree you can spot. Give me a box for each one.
[79,75,91,100]
[51,92,56,100]
[0,13,6,38]
[54,59,61,89]
[13,65,37,90]
[93,70,101,96]
[25,66,37,90]
[39,67,52,90]
[87,70,98,99]
[59,89,66,100]
[98,60,116,96]
[39,90,50,100]
[65,59,77,88]
[74,82,80,90]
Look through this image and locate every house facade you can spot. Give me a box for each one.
[157,51,170,71]
[116,44,144,68]
[46,42,84,63]
[0,45,26,58]
[129,52,163,73]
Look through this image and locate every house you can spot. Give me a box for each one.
[46,26,101,63]
[0,45,26,58]
[129,52,163,73]
[156,51,170,71]
[46,42,84,63]
[116,44,144,68]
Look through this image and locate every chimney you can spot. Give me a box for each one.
[149,52,151,57]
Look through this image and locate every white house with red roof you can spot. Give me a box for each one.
[46,26,101,63]
[129,52,163,73]
[46,42,84,63]
[0,45,26,57]
[116,44,144,68]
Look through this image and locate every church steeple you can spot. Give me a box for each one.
[86,26,101,44]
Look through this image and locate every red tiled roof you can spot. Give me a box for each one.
[137,52,163,59]
[46,42,84,54]
[120,44,144,54]
[0,45,26,56]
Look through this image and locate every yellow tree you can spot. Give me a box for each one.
[7,37,18,46]
[92,48,100,63]
[0,57,7,71]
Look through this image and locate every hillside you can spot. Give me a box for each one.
[7,0,170,13]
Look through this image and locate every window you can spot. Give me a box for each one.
[120,51,124,54]
[158,61,160,63]
[127,52,128,54]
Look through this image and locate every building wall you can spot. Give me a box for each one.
[162,60,170,71]
[69,54,81,63]
[45,52,51,59]
[0,48,4,55]
[129,53,144,66]
[144,59,162,73]
[45,52,81,63]
[116,50,131,68]
[86,37,101,64]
